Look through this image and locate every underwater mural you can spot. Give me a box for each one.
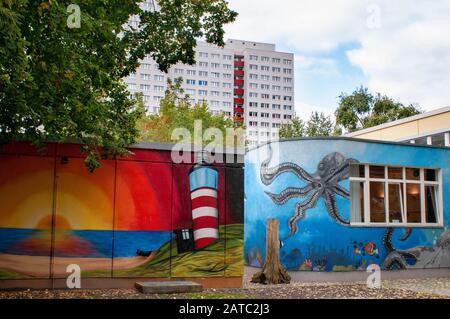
[0,142,244,284]
[245,138,450,272]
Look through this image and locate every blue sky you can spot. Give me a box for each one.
[224,0,450,119]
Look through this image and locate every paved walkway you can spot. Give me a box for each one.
[385,278,450,297]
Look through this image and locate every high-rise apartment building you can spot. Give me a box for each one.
[125,39,295,146]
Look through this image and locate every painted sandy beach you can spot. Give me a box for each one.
[0,252,156,277]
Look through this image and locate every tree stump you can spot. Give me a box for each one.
[251,219,291,284]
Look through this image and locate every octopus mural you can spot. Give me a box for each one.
[261,144,357,235]
[245,139,450,272]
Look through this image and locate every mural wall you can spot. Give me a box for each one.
[245,139,450,272]
[0,142,244,282]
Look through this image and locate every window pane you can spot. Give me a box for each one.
[415,137,428,145]
[370,182,385,222]
[388,184,403,223]
[350,181,365,223]
[405,168,420,181]
[350,164,365,178]
[388,167,403,180]
[431,134,445,147]
[406,184,421,223]
[370,166,385,179]
[425,169,437,182]
[425,185,438,223]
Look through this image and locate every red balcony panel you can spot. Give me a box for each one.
[234,60,244,68]
[234,70,244,77]
[234,98,244,105]
[234,107,244,113]
[234,88,244,95]
[234,79,244,86]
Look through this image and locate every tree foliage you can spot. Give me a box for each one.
[335,86,422,133]
[0,0,237,171]
[278,116,305,139]
[137,79,242,146]
[279,112,340,139]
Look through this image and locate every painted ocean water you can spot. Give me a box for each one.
[0,228,172,258]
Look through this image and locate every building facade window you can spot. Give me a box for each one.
[272,67,281,73]
[349,164,443,227]
[140,73,152,80]
[140,84,151,91]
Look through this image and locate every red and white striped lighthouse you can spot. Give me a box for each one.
[189,151,219,250]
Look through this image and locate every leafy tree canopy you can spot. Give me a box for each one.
[335,86,422,133]
[279,112,341,139]
[0,0,237,171]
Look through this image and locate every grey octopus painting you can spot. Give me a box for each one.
[259,144,449,270]
[260,144,358,236]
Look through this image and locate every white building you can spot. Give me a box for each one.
[124,39,295,146]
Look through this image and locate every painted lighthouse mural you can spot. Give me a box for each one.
[175,151,220,253]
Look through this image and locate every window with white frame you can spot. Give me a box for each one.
[349,164,442,226]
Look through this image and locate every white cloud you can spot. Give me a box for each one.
[225,0,450,110]
[347,1,450,109]
[295,55,339,77]
[226,0,366,52]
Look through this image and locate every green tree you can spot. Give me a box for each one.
[335,86,422,133]
[306,111,337,137]
[279,116,305,138]
[137,79,243,147]
[0,0,237,171]
[279,112,340,139]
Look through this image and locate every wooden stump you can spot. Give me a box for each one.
[251,219,291,285]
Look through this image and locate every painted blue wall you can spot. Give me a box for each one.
[245,138,450,271]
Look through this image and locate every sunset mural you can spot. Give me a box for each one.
[0,143,244,282]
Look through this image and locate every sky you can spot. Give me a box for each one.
[224,0,450,120]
